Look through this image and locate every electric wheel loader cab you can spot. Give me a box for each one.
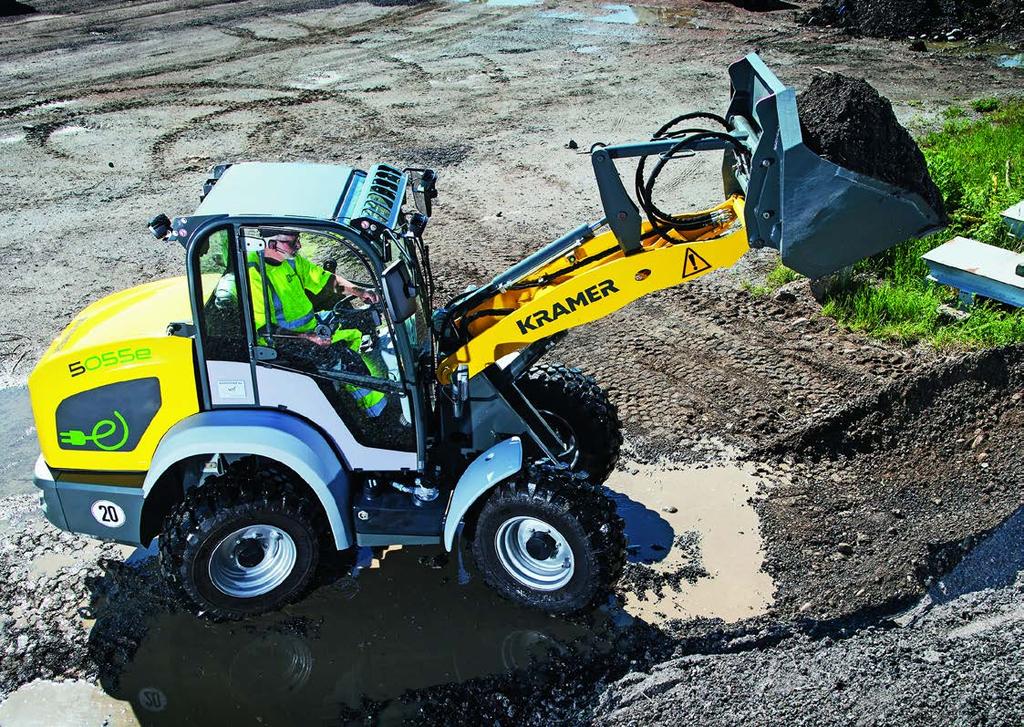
[29,54,940,621]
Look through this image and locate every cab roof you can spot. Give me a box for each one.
[193,161,407,230]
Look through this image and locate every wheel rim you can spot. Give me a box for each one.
[537,409,579,468]
[494,516,574,591]
[208,525,298,598]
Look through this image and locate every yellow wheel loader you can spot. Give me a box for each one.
[28,54,942,619]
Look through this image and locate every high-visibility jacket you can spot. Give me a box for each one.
[248,255,387,417]
[248,255,333,333]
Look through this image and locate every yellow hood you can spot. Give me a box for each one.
[29,275,202,472]
[46,276,194,359]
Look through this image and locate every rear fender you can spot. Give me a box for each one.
[442,437,523,550]
[143,409,354,549]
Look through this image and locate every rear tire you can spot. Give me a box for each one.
[518,363,622,483]
[471,463,626,614]
[159,462,323,620]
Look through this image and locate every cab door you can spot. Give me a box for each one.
[237,225,418,471]
[191,224,259,409]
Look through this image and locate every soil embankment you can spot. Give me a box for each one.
[803,0,1024,41]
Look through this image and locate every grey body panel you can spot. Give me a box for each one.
[143,409,355,550]
[466,374,533,453]
[356,534,440,546]
[34,456,146,546]
[442,437,523,550]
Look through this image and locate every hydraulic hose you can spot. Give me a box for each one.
[633,112,749,244]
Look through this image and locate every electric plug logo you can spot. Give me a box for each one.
[59,411,130,451]
[55,378,160,453]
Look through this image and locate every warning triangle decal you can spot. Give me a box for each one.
[681,248,712,278]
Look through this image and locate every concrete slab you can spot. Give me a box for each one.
[922,236,1024,308]
[1002,200,1024,240]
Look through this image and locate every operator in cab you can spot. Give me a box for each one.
[246,227,387,417]
[248,228,376,340]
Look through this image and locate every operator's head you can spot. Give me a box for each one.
[260,227,301,261]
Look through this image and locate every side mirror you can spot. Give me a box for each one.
[407,168,437,217]
[381,260,417,323]
[148,213,171,240]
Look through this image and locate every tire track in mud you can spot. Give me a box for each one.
[558,280,930,462]
[6,5,514,174]
[0,1,439,101]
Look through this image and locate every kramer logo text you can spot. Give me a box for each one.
[516,279,620,334]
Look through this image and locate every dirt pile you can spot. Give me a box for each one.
[803,0,1024,41]
[754,345,1024,617]
[798,71,947,220]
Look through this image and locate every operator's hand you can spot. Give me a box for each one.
[299,332,332,347]
[335,274,378,304]
[355,287,379,304]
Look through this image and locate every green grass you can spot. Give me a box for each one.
[819,98,1024,348]
[971,97,1000,113]
[743,262,800,297]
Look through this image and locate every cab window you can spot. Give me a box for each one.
[195,226,247,363]
[242,226,414,451]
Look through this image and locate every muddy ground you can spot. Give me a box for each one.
[0,0,1022,724]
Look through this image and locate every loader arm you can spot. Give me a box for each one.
[435,52,943,385]
[436,197,748,383]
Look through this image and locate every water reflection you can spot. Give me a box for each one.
[86,547,618,726]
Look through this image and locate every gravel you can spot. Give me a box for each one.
[596,506,1024,726]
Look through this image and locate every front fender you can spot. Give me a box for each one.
[143,409,354,549]
[442,437,523,550]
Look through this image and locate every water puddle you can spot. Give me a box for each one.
[28,550,81,578]
[81,546,616,723]
[607,462,775,623]
[48,124,90,137]
[997,53,1024,69]
[595,3,639,24]
[1,453,775,722]
[0,386,39,499]
[539,4,694,28]
[292,70,347,89]
[50,459,769,721]
[455,0,541,6]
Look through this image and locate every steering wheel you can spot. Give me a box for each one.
[331,294,359,315]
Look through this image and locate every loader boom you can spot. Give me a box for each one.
[435,52,943,384]
[436,197,748,382]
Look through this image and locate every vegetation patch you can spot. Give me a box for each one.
[742,263,800,297]
[818,98,1024,347]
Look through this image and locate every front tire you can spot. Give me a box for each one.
[518,363,622,483]
[159,463,323,620]
[471,464,626,614]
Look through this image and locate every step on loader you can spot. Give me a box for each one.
[28,54,943,619]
